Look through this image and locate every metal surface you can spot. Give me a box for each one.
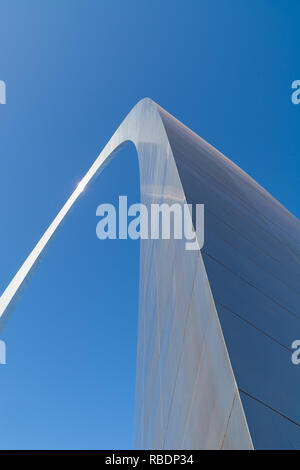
[1,98,297,449]
[158,108,300,449]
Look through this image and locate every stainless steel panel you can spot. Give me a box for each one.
[159,107,300,449]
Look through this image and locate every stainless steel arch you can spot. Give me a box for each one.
[0,98,257,449]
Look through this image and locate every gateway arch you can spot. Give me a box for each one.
[0,98,299,449]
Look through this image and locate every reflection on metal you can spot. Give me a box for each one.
[0,98,299,449]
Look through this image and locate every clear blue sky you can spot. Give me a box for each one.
[0,0,299,449]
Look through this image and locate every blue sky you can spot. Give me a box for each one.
[0,0,299,449]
